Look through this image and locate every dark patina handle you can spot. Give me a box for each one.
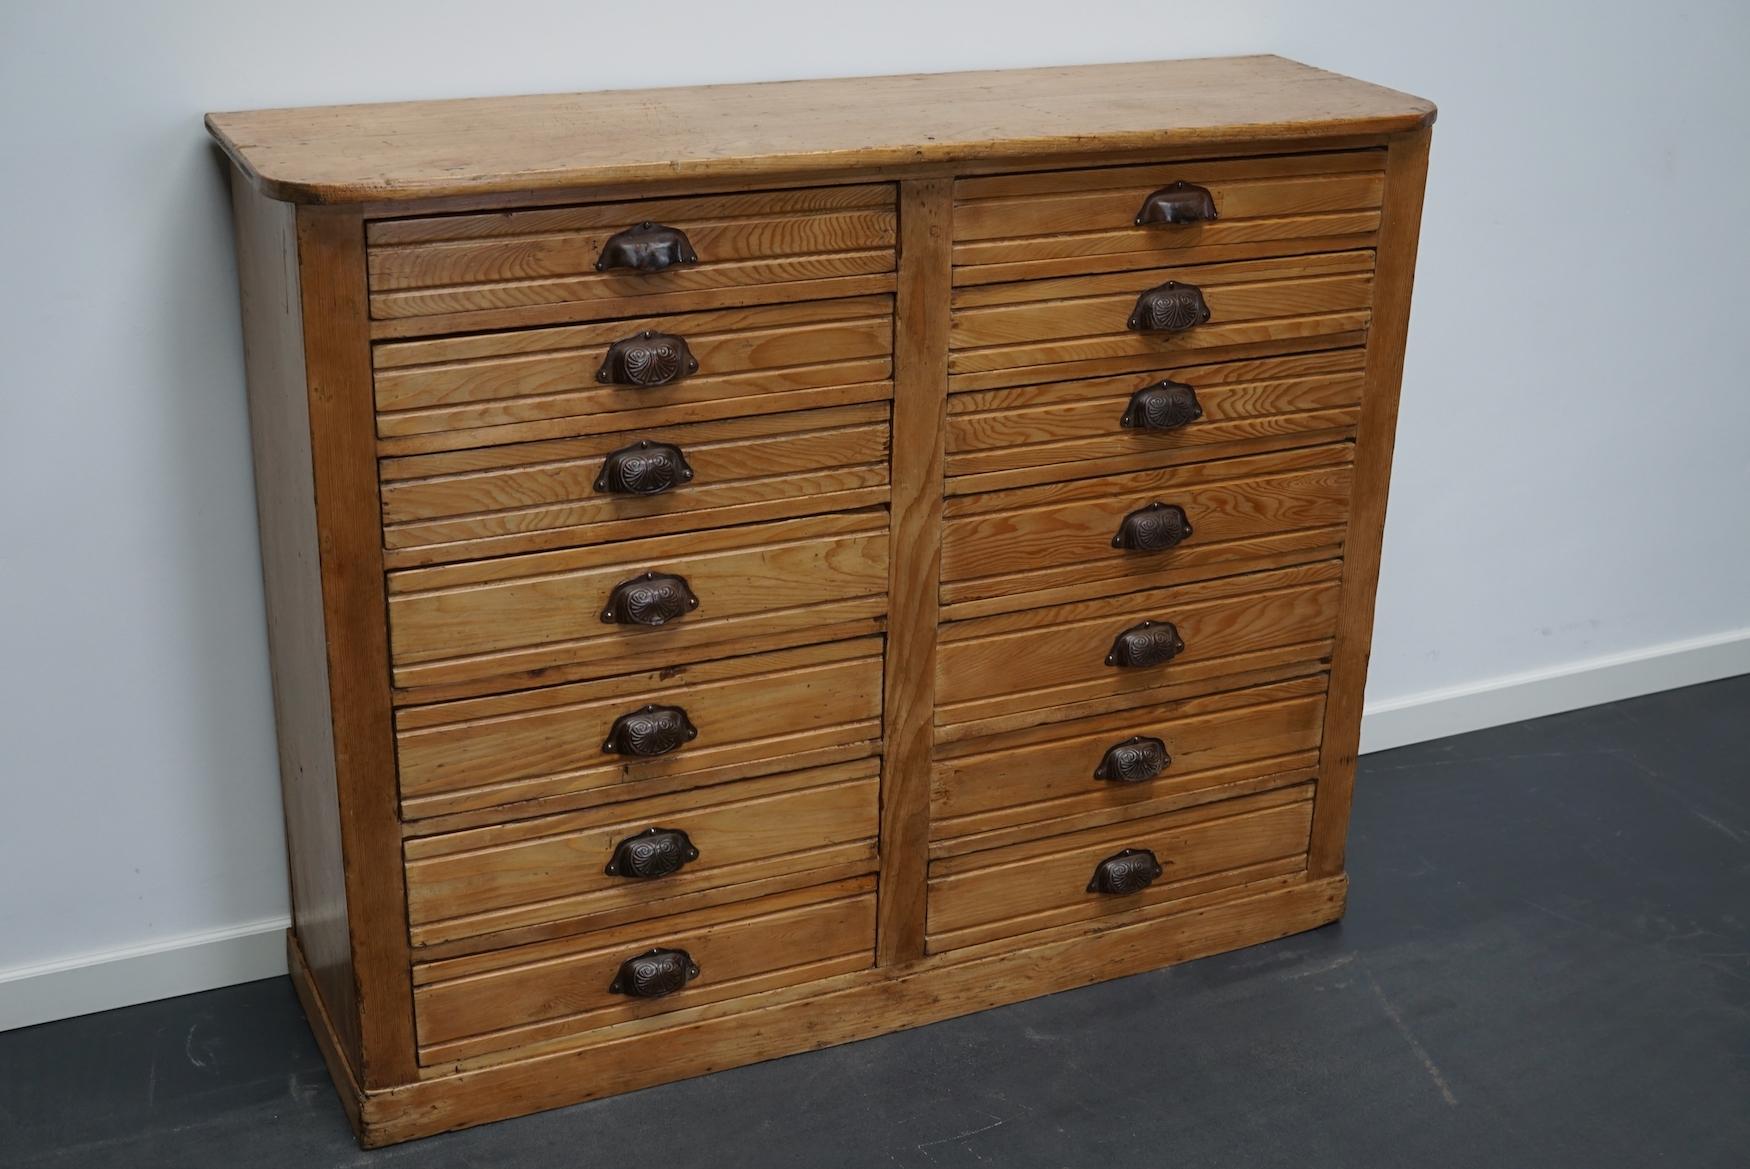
[1134,181,1219,226]
[1087,848,1165,895]
[1105,620,1184,668]
[595,221,699,273]
[1120,381,1202,430]
[608,947,700,998]
[596,330,699,387]
[601,571,700,627]
[602,704,698,757]
[1127,281,1211,333]
[604,826,700,879]
[1094,736,1171,782]
[1112,502,1193,552]
[595,440,695,496]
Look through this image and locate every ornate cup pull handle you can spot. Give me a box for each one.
[1112,502,1192,552]
[595,440,695,496]
[1134,181,1219,226]
[602,704,698,757]
[608,947,700,998]
[1105,620,1184,668]
[1127,281,1211,333]
[595,221,699,273]
[596,330,700,388]
[601,571,700,627]
[1120,381,1202,430]
[1094,735,1171,782]
[604,826,700,879]
[1088,848,1165,895]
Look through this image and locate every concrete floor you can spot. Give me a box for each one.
[5,675,1747,1168]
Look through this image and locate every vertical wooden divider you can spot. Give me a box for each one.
[1309,127,1433,877]
[877,179,953,964]
[295,205,420,1085]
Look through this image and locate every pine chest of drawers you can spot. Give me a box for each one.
[209,56,1434,1145]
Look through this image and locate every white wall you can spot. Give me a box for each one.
[3,1,1747,1026]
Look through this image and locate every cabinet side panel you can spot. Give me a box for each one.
[294,204,420,1087]
[231,171,361,1068]
[1309,126,1433,876]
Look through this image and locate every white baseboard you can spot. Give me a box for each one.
[4,628,1746,1032]
[1359,626,1750,754]
[0,915,290,1031]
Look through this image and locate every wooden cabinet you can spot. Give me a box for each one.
[210,55,1433,1146]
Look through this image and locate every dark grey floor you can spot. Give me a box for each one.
[6,676,1748,1168]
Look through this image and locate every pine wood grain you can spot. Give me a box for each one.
[294,204,419,1087]
[937,562,1343,722]
[405,768,878,944]
[940,444,1354,606]
[414,884,877,1064]
[877,178,953,965]
[372,297,893,440]
[208,56,1433,204]
[927,786,1314,950]
[231,176,360,1071]
[395,641,882,818]
[379,404,890,559]
[1310,126,1434,877]
[932,679,1328,838]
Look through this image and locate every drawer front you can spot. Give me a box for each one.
[373,296,893,447]
[381,402,891,565]
[949,251,1373,381]
[367,184,898,321]
[946,349,1365,489]
[936,561,1341,727]
[413,880,876,1065]
[396,639,884,820]
[932,676,1327,844]
[386,511,888,695]
[941,444,1352,612]
[926,785,1313,952]
[954,151,1384,283]
[404,762,879,946]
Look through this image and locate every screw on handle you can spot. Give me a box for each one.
[600,571,700,627]
[1127,281,1211,333]
[1120,381,1202,430]
[1105,620,1184,668]
[1134,181,1219,226]
[595,221,700,273]
[1112,502,1193,552]
[604,826,700,879]
[1087,848,1165,895]
[596,330,700,388]
[595,440,696,496]
[602,704,699,758]
[1094,735,1171,782]
[608,947,701,998]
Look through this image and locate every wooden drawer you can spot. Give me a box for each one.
[396,638,883,821]
[367,184,897,322]
[380,402,891,566]
[949,251,1373,384]
[926,785,1313,953]
[946,349,1365,491]
[932,676,1328,846]
[954,151,1384,284]
[404,761,878,947]
[372,296,893,450]
[942,444,1352,614]
[936,560,1341,730]
[413,879,876,1066]
[387,511,889,697]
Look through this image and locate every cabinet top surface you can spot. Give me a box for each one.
[207,56,1434,205]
